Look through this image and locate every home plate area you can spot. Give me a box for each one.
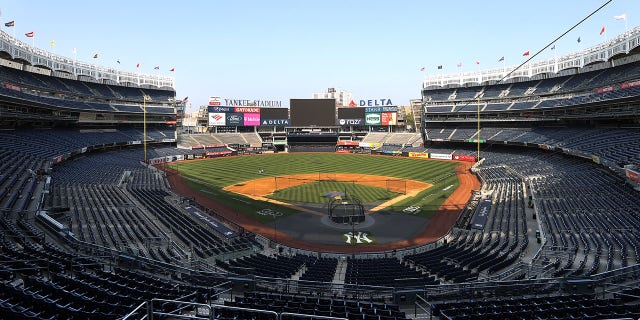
[264,210,429,247]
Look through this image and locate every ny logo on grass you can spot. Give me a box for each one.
[344,231,373,244]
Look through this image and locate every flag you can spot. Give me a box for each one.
[117,60,121,64]
[577,37,581,43]
[437,65,442,69]
[72,48,77,55]
[136,63,140,68]
[498,56,504,62]
[182,96,189,103]
[154,66,159,70]
[614,13,627,20]
[4,20,14,27]
[476,61,480,65]
[419,66,425,72]
[25,31,34,38]
[93,53,98,59]
[50,40,55,47]
[457,63,462,68]
[522,51,530,56]
[169,67,175,72]
[600,26,606,35]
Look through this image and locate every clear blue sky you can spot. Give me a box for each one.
[1,0,637,112]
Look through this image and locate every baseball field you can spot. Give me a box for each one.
[167,153,461,223]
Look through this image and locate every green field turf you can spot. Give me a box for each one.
[268,181,400,204]
[169,153,460,223]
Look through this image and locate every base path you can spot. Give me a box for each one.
[224,173,431,215]
[164,160,480,253]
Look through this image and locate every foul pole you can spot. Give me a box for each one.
[477,96,481,160]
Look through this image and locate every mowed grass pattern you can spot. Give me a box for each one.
[170,153,460,223]
[172,154,457,185]
[269,181,399,204]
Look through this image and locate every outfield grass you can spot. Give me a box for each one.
[169,153,460,223]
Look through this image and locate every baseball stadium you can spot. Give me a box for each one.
[2,5,640,320]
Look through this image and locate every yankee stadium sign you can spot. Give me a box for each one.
[224,99,282,107]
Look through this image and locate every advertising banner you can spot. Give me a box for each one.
[364,106,397,112]
[365,113,381,125]
[148,157,166,165]
[243,113,261,126]
[260,119,291,126]
[336,118,364,126]
[208,96,221,106]
[206,150,233,156]
[430,153,453,160]
[595,85,615,93]
[453,154,477,162]
[234,107,260,113]
[208,106,232,113]
[225,113,244,126]
[381,112,397,125]
[337,141,360,146]
[408,152,429,158]
[620,79,640,89]
[471,199,491,229]
[626,169,640,183]
[208,113,226,126]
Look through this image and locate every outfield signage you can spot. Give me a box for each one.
[408,152,429,158]
[430,153,453,160]
[453,154,477,162]
[336,118,364,126]
[337,141,360,146]
[226,113,244,126]
[365,113,381,125]
[234,107,260,113]
[359,99,393,107]
[381,112,397,125]
[206,150,232,156]
[208,106,232,112]
[364,106,397,112]
[261,119,290,126]
[208,113,225,126]
[243,113,261,126]
[359,142,380,148]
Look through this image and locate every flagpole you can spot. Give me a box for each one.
[554,46,557,73]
